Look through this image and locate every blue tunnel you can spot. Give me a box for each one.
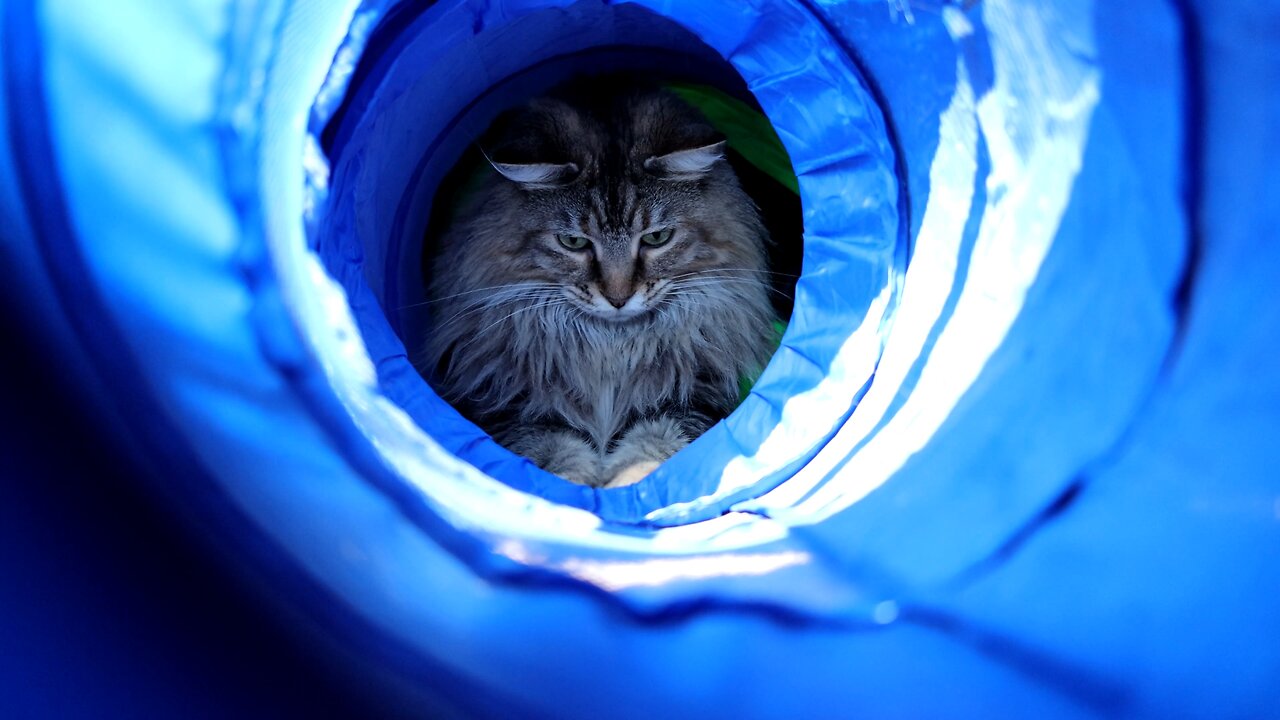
[3,0,1279,716]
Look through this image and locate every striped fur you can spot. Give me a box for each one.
[416,82,778,487]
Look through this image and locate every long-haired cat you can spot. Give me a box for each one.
[417,80,778,488]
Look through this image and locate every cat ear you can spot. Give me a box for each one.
[644,141,726,181]
[488,158,579,190]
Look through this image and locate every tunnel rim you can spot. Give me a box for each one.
[307,0,907,527]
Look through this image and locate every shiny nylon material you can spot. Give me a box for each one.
[3,0,1279,716]
[313,0,903,524]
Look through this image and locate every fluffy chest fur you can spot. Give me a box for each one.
[426,274,775,451]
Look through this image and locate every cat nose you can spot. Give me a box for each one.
[598,266,634,308]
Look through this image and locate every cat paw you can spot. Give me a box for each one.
[502,427,604,486]
[609,417,689,462]
[600,417,688,487]
[541,442,604,486]
[604,460,661,488]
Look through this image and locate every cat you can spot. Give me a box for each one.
[416,80,779,488]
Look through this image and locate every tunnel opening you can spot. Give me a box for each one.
[413,69,807,488]
[307,0,903,525]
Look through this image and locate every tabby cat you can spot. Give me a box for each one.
[417,80,778,488]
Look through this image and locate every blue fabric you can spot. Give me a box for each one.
[3,0,1278,717]
[314,0,903,523]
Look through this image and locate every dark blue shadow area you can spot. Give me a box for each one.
[0,314,390,719]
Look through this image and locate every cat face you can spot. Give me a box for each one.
[422,82,779,434]
[479,89,766,324]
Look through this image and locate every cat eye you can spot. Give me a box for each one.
[640,228,675,248]
[556,234,591,251]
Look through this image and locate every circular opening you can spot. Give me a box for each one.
[415,79,805,485]
[307,0,903,528]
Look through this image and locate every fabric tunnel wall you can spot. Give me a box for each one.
[2,0,1278,717]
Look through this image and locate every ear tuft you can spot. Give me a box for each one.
[487,158,579,190]
[644,141,726,181]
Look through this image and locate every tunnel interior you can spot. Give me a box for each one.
[304,0,906,525]
[11,0,1267,715]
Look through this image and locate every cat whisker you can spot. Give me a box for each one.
[458,298,572,349]
[667,277,792,301]
[735,268,802,279]
[431,287,564,334]
[669,276,771,286]
[397,281,563,310]
[448,302,572,361]
[665,268,801,282]
[680,281,789,297]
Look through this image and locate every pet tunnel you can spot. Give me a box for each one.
[3,0,1279,716]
